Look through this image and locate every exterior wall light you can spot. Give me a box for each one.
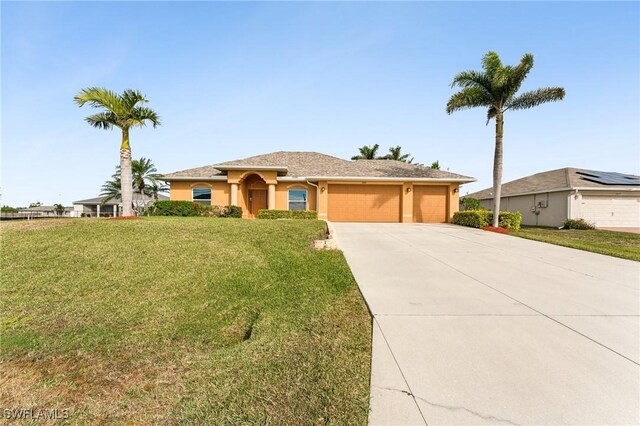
[321,187,326,192]
[453,188,459,193]
[406,187,412,193]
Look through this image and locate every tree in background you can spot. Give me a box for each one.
[430,161,440,170]
[29,201,42,208]
[74,88,161,216]
[382,146,412,162]
[54,204,65,216]
[101,157,168,212]
[446,51,564,227]
[351,144,380,160]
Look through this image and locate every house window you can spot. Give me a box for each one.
[288,189,307,211]
[192,188,212,205]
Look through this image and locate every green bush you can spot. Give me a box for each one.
[460,197,483,211]
[452,210,489,228]
[563,218,595,230]
[453,210,522,231]
[222,205,243,218]
[497,211,522,231]
[257,209,318,220]
[151,201,242,218]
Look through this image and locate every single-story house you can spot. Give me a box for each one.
[465,168,640,228]
[161,151,475,223]
[72,193,168,217]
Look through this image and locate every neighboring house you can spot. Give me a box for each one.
[161,151,475,223]
[1,205,73,219]
[72,194,168,217]
[465,168,640,228]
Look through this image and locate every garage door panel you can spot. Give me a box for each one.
[581,196,640,227]
[413,186,448,223]
[328,185,401,222]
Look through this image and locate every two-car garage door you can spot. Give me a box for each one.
[327,184,449,223]
[328,185,401,222]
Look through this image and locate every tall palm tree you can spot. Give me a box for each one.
[74,88,161,216]
[351,144,380,160]
[446,52,564,227]
[383,145,412,162]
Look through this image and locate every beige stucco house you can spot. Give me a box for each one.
[162,151,475,222]
[466,168,640,228]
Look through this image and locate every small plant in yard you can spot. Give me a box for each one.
[563,218,596,230]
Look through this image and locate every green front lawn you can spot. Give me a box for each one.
[513,226,640,261]
[0,218,371,424]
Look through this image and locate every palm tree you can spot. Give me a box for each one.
[446,52,564,227]
[351,144,380,160]
[101,157,168,203]
[430,160,440,170]
[383,145,412,162]
[74,88,161,216]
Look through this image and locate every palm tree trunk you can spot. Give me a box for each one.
[492,112,504,227]
[120,128,134,217]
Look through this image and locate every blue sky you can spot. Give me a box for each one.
[2,1,639,206]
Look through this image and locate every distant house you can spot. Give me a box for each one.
[465,168,640,228]
[2,205,73,219]
[72,194,168,217]
[162,151,475,222]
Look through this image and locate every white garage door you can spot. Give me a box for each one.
[580,196,640,227]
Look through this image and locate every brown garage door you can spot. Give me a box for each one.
[328,184,401,222]
[413,186,448,223]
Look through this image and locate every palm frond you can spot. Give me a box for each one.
[451,70,493,94]
[85,112,118,130]
[505,53,534,98]
[120,89,148,110]
[505,87,565,111]
[446,87,494,114]
[481,51,503,79]
[128,106,161,128]
[485,106,498,125]
[74,87,126,116]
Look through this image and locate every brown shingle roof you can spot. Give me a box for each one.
[466,168,640,200]
[163,151,474,181]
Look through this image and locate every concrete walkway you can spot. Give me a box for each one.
[332,223,640,425]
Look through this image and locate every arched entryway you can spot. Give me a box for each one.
[243,174,268,218]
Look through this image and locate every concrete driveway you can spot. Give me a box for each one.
[331,223,640,425]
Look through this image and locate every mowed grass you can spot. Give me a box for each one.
[513,226,640,261]
[0,218,372,424]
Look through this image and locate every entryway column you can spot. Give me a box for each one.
[268,184,276,209]
[113,205,117,217]
[96,204,100,218]
[231,183,238,205]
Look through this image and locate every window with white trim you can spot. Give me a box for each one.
[192,188,212,205]
[288,189,307,211]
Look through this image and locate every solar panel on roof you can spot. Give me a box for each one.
[576,171,640,186]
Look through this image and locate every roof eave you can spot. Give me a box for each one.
[469,185,640,200]
[213,165,288,172]
[283,176,476,183]
[161,176,227,182]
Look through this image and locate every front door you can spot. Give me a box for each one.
[249,190,267,217]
